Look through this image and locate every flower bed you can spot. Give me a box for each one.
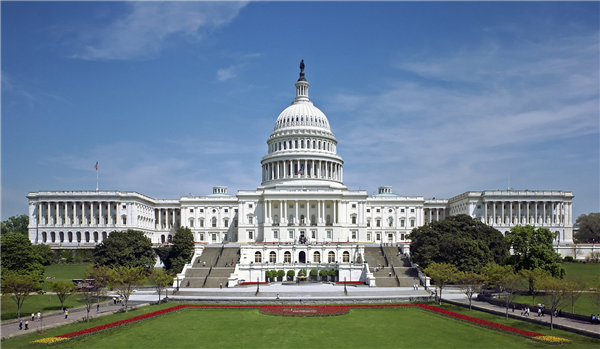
[238,282,269,286]
[260,305,349,317]
[32,303,570,345]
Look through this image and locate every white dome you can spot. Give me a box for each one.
[274,102,331,131]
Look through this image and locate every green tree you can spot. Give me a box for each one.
[277,270,285,281]
[33,244,55,266]
[1,214,29,235]
[149,268,174,303]
[481,263,514,289]
[327,268,337,281]
[85,266,112,310]
[108,266,147,313]
[319,269,328,281]
[588,276,600,314]
[154,245,172,268]
[423,262,458,305]
[287,270,295,281]
[563,278,586,314]
[93,230,156,272]
[575,212,600,243]
[48,280,77,311]
[0,233,45,279]
[456,271,486,310]
[518,268,551,306]
[167,227,195,274]
[497,271,527,319]
[265,270,272,281]
[1,272,41,319]
[540,277,569,330]
[78,279,96,323]
[505,225,565,278]
[410,214,508,272]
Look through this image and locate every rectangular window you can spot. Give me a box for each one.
[200,209,204,213]
[351,216,357,224]
[311,204,315,209]
[376,233,381,240]
[248,231,253,239]
[401,233,405,240]
[289,204,293,208]
[122,205,126,209]
[224,220,229,228]
[367,220,371,227]
[234,220,238,227]
[273,230,278,239]
[200,233,204,241]
[225,209,228,213]
[367,233,371,241]
[200,219,204,227]
[352,204,356,209]
[376,209,380,213]
[400,220,405,227]
[248,216,253,224]
[249,204,253,208]
[352,231,357,239]
[289,231,293,239]
[410,220,415,227]
[411,208,415,213]
[189,209,194,213]
[376,220,381,227]
[189,220,194,227]
[300,204,305,208]
[326,204,330,209]
[235,209,238,213]
[401,209,405,213]
[311,230,316,239]
[212,234,217,242]
[327,230,332,239]
[367,209,370,213]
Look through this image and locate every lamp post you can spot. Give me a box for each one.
[176,276,180,292]
[256,277,260,294]
[344,277,347,296]
[593,239,596,262]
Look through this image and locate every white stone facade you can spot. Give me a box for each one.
[27,65,575,283]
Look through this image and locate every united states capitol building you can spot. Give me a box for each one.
[27,63,575,285]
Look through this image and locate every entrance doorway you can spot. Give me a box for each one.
[299,251,306,263]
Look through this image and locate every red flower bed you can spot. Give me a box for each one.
[238,282,269,286]
[260,305,349,317]
[335,281,365,285]
[54,303,543,341]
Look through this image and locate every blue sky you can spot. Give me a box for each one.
[2,1,598,221]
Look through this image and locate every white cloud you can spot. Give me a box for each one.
[70,2,247,60]
[217,64,245,82]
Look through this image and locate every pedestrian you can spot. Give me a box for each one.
[219,283,223,289]
[31,313,35,322]
[537,308,541,317]
[388,271,392,277]
[113,296,116,304]
[231,259,234,265]
[65,310,68,319]
[37,311,41,321]
[276,293,280,300]
[512,304,515,313]
[97,304,100,312]
[203,261,206,267]
[25,320,29,330]
[19,320,23,330]
[186,280,190,287]
[591,314,596,324]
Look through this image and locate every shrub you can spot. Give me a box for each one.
[309,269,317,276]
[563,256,575,263]
[287,270,295,280]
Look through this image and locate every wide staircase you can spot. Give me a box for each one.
[364,246,420,287]
[183,245,240,288]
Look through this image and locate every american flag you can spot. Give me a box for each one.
[94,161,98,171]
[297,164,304,175]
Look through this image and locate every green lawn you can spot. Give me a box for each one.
[3,304,599,349]
[42,263,92,291]
[563,263,600,287]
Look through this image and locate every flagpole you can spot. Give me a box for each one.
[95,161,99,191]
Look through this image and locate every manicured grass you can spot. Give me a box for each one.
[511,293,597,315]
[1,294,90,321]
[563,263,600,287]
[42,264,92,291]
[3,304,600,349]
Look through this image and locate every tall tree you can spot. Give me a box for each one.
[575,212,600,243]
[85,266,112,310]
[588,276,600,314]
[481,263,514,290]
[108,266,147,313]
[93,230,156,272]
[497,271,526,319]
[410,214,508,272]
[149,268,174,303]
[48,280,77,311]
[540,277,569,330]
[0,233,45,279]
[563,278,586,314]
[168,227,195,274]
[423,262,458,305]
[456,271,486,310]
[1,272,41,319]
[1,214,29,235]
[519,268,551,306]
[33,244,55,266]
[505,225,565,278]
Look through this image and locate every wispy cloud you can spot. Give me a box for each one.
[70,2,247,60]
[217,63,245,82]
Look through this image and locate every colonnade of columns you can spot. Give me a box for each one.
[155,208,180,230]
[268,137,336,154]
[263,199,340,226]
[262,159,343,182]
[483,201,571,226]
[36,201,124,227]
[424,208,448,223]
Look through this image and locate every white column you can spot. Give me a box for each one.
[295,200,298,224]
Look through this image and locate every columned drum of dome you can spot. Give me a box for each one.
[260,62,346,190]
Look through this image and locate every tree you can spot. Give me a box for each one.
[154,245,172,268]
[149,268,174,303]
[563,278,586,314]
[481,263,514,290]
[265,270,272,281]
[78,280,96,323]
[0,233,45,280]
[48,280,77,311]
[410,214,508,272]
[540,277,569,330]
[575,213,600,243]
[518,268,551,306]
[108,266,147,313]
[588,276,600,314]
[505,225,565,278]
[85,266,112,310]
[309,268,318,280]
[423,262,458,305]
[328,268,337,282]
[1,272,40,319]
[277,270,285,281]
[497,271,526,319]
[1,214,29,235]
[456,271,486,310]
[93,230,156,272]
[287,270,295,281]
[319,269,328,281]
[168,227,195,274]
[33,244,55,266]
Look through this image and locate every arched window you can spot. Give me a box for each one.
[388,217,393,227]
[168,235,173,243]
[59,232,64,243]
[161,235,165,243]
[343,251,350,263]
[313,251,321,263]
[85,232,90,242]
[102,232,107,241]
[255,251,262,263]
[68,232,73,243]
[328,251,335,263]
[94,232,98,242]
[76,232,81,242]
[284,251,291,263]
[269,251,277,263]
[212,217,217,227]
[42,232,47,242]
